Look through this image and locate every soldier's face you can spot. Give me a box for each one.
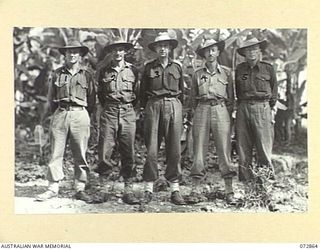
[243,45,261,61]
[203,45,220,62]
[65,49,81,64]
[154,42,171,58]
[111,46,126,62]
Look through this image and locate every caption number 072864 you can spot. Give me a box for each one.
[300,244,318,248]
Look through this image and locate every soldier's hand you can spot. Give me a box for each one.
[186,109,193,122]
[139,108,145,119]
[232,110,237,119]
[271,107,277,124]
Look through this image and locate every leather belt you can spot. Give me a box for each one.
[58,103,84,111]
[198,99,224,106]
[148,94,180,100]
[239,99,269,104]
[104,102,133,108]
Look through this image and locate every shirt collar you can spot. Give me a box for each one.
[202,63,222,74]
[246,60,262,70]
[110,61,130,71]
[154,57,174,67]
[62,65,84,74]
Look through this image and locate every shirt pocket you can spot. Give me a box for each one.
[148,68,162,90]
[75,74,88,101]
[54,73,70,99]
[236,74,251,93]
[102,73,117,92]
[198,78,208,96]
[213,78,228,98]
[255,73,272,93]
[122,74,135,92]
[167,69,180,91]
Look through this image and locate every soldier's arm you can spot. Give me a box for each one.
[132,66,140,108]
[234,67,241,100]
[178,66,184,105]
[86,72,96,116]
[96,69,105,107]
[269,66,278,108]
[140,66,148,109]
[226,69,235,114]
[190,73,198,111]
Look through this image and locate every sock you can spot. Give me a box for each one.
[224,178,233,194]
[144,182,154,193]
[170,181,180,193]
[74,180,86,192]
[48,181,59,193]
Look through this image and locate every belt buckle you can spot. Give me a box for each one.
[59,105,69,110]
[118,103,132,108]
[64,105,82,111]
[210,100,218,106]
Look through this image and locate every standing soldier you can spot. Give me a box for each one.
[187,37,237,204]
[36,39,96,202]
[140,32,186,205]
[95,38,140,205]
[235,36,278,182]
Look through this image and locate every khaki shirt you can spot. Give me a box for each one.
[190,63,234,109]
[47,65,96,114]
[97,61,139,106]
[235,61,278,107]
[140,58,184,108]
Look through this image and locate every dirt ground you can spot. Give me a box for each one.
[15,156,308,214]
[15,128,308,214]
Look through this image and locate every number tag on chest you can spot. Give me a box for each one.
[241,74,248,81]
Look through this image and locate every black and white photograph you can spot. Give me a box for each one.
[14,27,307,214]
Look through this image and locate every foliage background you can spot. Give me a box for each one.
[14,28,307,142]
[2,0,319,243]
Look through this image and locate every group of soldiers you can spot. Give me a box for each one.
[35,31,278,206]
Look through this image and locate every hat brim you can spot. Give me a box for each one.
[58,46,89,56]
[237,40,267,57]
[196,41,225,58]
[104,42,134,53]
[148,39,178,52]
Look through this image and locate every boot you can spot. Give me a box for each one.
[122,193,140,205]
[35,190,58,201]
[171,191,186,205]
[74,191,93,203]
[143,191,153,203]
[122,180,140,205]
[35,181,59,202]
[185,178,202,204]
